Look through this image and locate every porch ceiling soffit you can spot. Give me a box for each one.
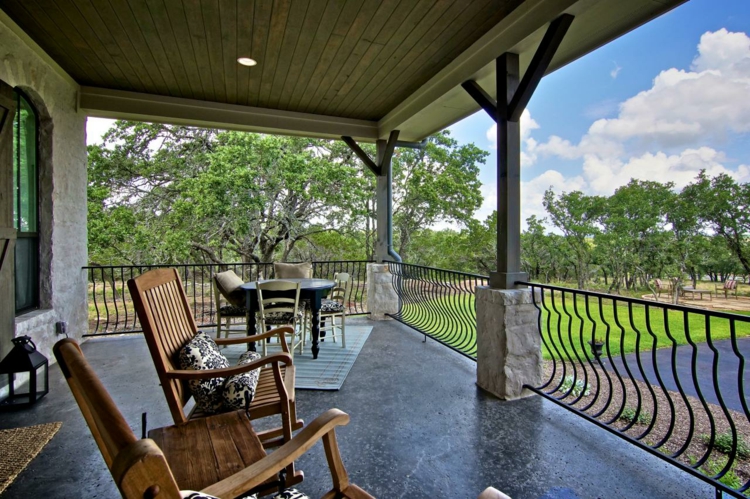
[381,0,688,142]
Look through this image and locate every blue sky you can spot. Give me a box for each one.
[448,0,750,225]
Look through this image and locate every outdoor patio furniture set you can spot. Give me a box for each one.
[654,278,740,301]
[55,267,368,499]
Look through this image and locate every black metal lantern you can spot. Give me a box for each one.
[0,335,49,409]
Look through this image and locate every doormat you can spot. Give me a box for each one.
[0,422,62,494]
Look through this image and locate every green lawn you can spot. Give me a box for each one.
[396,292,750,360]
[538,295,750,359]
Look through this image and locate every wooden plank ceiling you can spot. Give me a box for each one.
[2,0,524,121]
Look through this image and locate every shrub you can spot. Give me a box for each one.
[559,375,590,397]
[702,432,750,459]
[701,457,742,490]
[619,407,652,425]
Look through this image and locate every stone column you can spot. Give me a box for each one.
[366,263,399,320]
[476,287,542,400]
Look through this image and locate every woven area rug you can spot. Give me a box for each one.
[0,422,62,494]
[225,325,372,390]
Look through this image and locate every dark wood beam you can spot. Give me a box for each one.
[508,14,574,122]
[341,136,380,176]
[461,80,497,122]
[382,130,400,171]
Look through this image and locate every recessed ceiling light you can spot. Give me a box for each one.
[237,57,257,67]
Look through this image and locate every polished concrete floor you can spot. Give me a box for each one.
[0,319,713,499]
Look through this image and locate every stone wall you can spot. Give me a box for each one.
[0,15,88,366]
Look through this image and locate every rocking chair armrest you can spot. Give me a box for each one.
[165,352,293,380]
[214,326,292,352]
[202,409,355,499]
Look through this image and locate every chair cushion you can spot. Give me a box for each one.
[219,304,247,316]
[181,492,221,499]
[260,310,304,325]
[181,488,308,499]
[321,299,345,313]
[178,332,230,414]
[274,262,312,279]
[222,351,262,410]
[215,270,246,307]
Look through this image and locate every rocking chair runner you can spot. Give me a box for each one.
[127,269,303,453]
[53,338,373,499]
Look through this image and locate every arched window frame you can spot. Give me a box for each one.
[12,88,39,314]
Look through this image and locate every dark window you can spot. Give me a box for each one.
[12,90,38,314]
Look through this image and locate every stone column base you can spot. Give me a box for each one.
[476,287,541,400]
[366,263,399,320]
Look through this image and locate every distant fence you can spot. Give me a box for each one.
[387,262,488,359]
[84,261,372,336]
[521,281,750,498]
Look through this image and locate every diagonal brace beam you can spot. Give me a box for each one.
[341,130,400,177]
[341,136,380,176]
[508,14,574,121]
[461,14,574,124]
[461,80,497,123]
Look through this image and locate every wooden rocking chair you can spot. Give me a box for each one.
[127,269,305,484]
[53,338,373,499]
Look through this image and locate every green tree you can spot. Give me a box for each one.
[543,189,604,289]
[88,122,371,265]
[596,180,674,292]
[686,172,750,275]
[392,131,485,260]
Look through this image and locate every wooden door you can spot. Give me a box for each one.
[0,79,17,364]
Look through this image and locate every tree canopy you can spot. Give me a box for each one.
[87,122,484,266]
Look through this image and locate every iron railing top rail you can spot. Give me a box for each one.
[517,281,750,323]
[83,260,374,270]
[84,260,372,335]
[388,261,490,281]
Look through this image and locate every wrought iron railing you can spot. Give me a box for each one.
[520,281,750,498]
[84,261,371,336]
[387,262,488,359]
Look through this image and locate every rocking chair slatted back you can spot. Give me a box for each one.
[127,268,199,423]
[54,339,182,498]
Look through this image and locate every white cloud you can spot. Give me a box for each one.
[531,29,750,196]
[522,170,586,222]
[486,109,540,167]
[583,147,735,194]
[610,62,622,79]
[86,117,116,146]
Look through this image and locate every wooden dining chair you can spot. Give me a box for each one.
[212,270,249,340]
[319,272,350,348]
[53,338,374,499]
[257,280,306,358]
[127,269,304,474]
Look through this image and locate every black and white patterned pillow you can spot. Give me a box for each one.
[223,351,262,410]
[275,489,309,499]
[178,332,229,414]
[181,492,222,499]
[181,487,307,498]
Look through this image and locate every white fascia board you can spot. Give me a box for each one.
[79,86,380,142]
